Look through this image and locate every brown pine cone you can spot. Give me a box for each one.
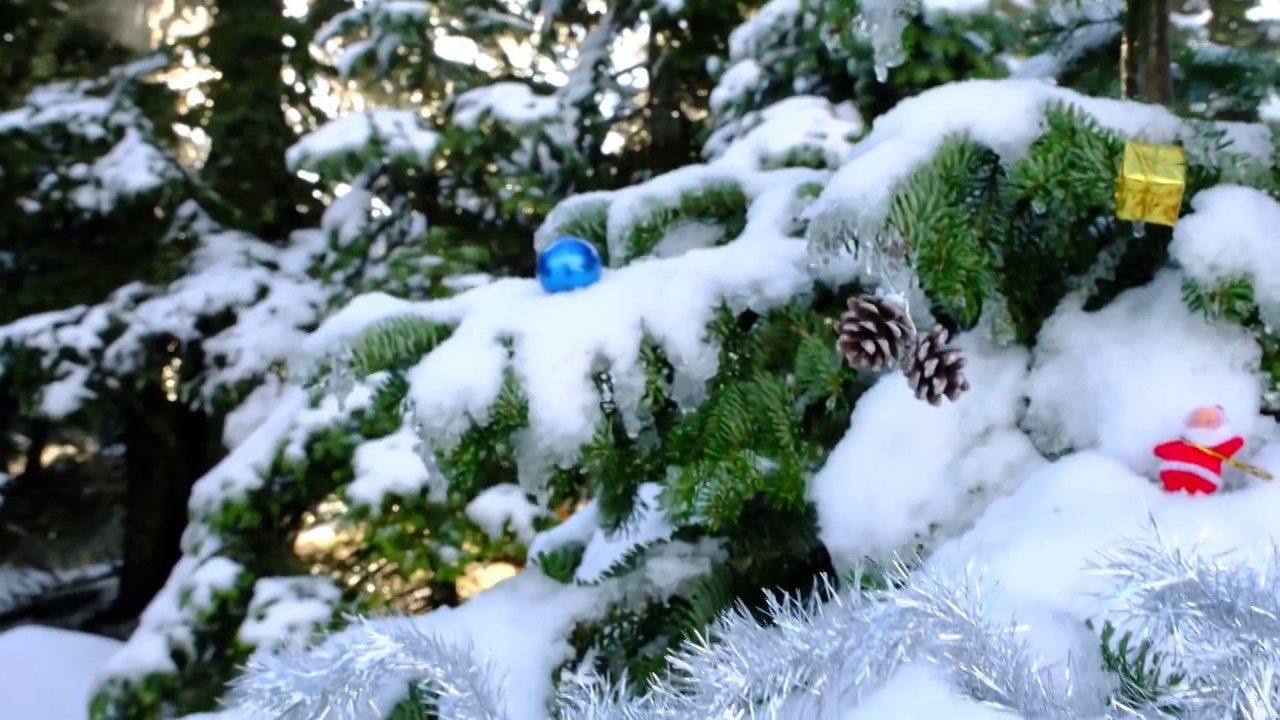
[902,326,970,406]
[836,294,916,371]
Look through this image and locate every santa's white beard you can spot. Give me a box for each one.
[1183,425,1237,447]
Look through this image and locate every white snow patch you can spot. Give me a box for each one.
[287,110,439,171]
[810,333,1039,572]
[0,626,122,720]
[710,96,864,171]
[451,82,560,129]
[238,576,342,650]
[575,483,676,583]
[465,484,547,543]
[709,60,764,113]
[348,424,442,508]
[1171,185,1280,317]
[925,447,1280,684]
[1023,271,1264,473]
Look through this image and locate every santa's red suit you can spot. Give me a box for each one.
[1153,424,1244,495]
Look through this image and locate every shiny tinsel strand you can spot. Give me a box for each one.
[556,671,667,720]
[641,563,1115,719]
[1093,524,1280,719]
[222,528,1280,720]
[892,566,1116,719]
[223,615,504,720]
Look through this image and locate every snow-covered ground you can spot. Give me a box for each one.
[0,626,121,719]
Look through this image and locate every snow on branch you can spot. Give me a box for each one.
[0,58,186,214]
[286,110,440,175]
[298,166,820,498]
[315,0,435,78]
[0,204,327,419]
[803,79,1273,285]
[706,95,864,171]
[449,83,561,130]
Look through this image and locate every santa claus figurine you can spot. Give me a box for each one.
[1152,405,1245,495]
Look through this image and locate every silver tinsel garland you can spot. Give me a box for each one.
[224,616,505,719]
[225,529,1280,719]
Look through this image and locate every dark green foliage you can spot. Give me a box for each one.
[1018,2,1279,123]
[570,565,735,692]
[91,569,256,720]
[1183,278,1280,403]
[340,316,455,378]
[438,368,529,502]
[883,105,1124,338]
[547,200,612,265]
[362,373,412,437]
[196,0,321,238]
[871,104,1261,343]
[566,504,836,692]
[0,59,190,324]
[534,543,588,583]
[1087,619,1183,713]
[386,684,435,720]
[0,0,136,109]
[709,0,1014,143]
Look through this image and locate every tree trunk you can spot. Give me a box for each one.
[1121,0,1175,105]
[201,0,312,239]
[644,14,701,176]
[103,373,222,620]
[20,419,50,482]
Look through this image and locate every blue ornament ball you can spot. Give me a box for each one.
[536,237,603,294]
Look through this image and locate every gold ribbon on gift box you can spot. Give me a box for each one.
[1115,140,1187,227]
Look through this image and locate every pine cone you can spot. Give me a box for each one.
[902,326,970,406]
[836,294,916,371]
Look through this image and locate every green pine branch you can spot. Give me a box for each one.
[623,180,749,263]
[341,314,453,378]
[1087,619,1184,713]
[534,542,587,584]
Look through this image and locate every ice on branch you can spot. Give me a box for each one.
[1011,0,1123,80]
[857,0,921,80]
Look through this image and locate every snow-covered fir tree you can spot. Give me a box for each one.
[1,0,1279,717]
[207,4,1279,720]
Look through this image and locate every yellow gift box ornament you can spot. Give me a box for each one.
[1115,140,1187,227]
